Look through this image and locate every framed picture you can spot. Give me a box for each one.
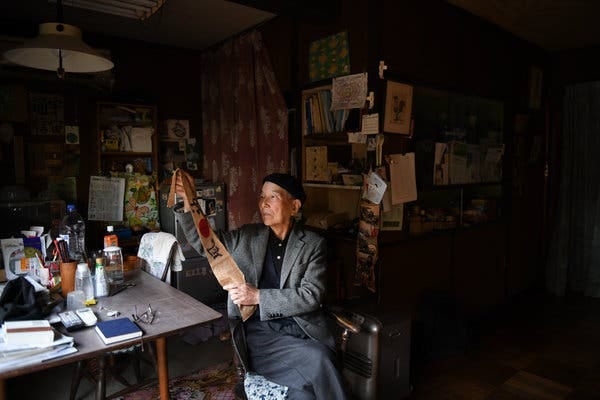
[383,80,413,134]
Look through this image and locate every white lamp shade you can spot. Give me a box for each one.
[3,23,114,73]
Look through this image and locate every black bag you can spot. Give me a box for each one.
[0,276,44,324]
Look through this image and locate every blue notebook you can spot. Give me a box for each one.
[94,317,142,345]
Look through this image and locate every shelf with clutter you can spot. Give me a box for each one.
[91,103,160,248]
[96,102,158,176]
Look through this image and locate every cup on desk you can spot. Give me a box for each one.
[60,261,77,296]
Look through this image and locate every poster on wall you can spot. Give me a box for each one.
[383,80,413,134]
[309,31,350,82]
[29,93,64,136]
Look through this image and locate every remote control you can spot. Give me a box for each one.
[75,308,98,326]
[58,310,86,331]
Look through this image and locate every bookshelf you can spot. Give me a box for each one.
[300,84,363,225]
[96,102,158,176]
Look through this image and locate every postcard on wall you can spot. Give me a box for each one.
[383,80,413,134]
[331,72,368,110]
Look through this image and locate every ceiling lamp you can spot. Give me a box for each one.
[54,0,167,20]
[3,0,114,78]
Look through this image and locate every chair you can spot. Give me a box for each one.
[230,306,372,400]
[137,231,184,282]
[69,232,182,400]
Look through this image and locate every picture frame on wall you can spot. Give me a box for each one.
[383,80,413,134]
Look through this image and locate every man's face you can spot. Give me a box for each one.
[259,181,300,230]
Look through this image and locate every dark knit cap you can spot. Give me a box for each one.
[263,173,306,205]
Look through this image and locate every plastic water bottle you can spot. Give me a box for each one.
[94,257,109,298]
[59,204,86,262]
[103,225,119,248]
[75,263,94,302]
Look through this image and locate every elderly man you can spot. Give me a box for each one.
[175,173,346,400]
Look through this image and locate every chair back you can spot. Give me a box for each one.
[137,232,180,282]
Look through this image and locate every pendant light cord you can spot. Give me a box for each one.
[56,0,65,78]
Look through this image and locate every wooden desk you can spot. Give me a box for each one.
[0,269,222,400]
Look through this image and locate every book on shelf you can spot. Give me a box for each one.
[94,317,143,345]
[304,88,347,135]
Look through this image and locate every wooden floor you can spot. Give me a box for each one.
[406,293,600,400]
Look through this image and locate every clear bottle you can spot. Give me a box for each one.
[59,204,86,262]
[94,257,109,298]
[75,263,94,302]
[103,225,119,248]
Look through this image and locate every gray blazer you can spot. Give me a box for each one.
[176,212,335,349]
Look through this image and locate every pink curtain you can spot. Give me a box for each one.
[200,30,289,229]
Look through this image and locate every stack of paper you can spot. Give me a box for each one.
[0,322,76,371]
[2,320,54,346]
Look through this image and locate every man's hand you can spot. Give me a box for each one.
[224,283,260,306]
[174,173,192,211]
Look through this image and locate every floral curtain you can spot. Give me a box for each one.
[546,82,600,297]
[200,30,288,229]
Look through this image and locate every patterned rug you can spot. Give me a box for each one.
[119,361,237,400]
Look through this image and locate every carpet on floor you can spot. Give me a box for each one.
[118,361,238,400]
